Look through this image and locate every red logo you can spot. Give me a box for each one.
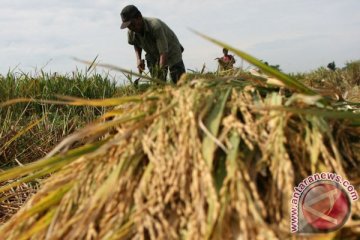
[301,182,351,231]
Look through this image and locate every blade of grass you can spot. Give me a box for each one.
[54,95,158,107]
[0,95,156,108]
[74,58,168,85]
[25,182,73,219]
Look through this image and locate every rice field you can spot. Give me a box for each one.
[0,39,359,239]
[0,70,119,166]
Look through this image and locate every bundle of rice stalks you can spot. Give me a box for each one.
[0,36,359,239]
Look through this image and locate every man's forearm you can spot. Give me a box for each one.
[159,53,168,69]
[134,46,145,72]
[134,46,142,61]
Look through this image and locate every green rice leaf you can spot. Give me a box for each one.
[0,95,156,108]
[201,88,231,169]
[260,106,360,120]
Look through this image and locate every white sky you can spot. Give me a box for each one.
[1,0,359,79]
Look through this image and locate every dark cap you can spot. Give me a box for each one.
[120,5,141,29]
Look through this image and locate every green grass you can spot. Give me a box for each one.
[0,70,121,168]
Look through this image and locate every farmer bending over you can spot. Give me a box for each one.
[216,48,236,71]
[120,5,185,84]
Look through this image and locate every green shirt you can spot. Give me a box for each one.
[127,17,183,67]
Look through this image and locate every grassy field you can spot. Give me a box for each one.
[0,70,119,167]
[0,54,359,239]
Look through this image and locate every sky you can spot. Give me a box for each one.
[1,0,359,80]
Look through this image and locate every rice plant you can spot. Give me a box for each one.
[0,37,359,239]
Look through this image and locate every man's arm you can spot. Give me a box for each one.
[217,57,226,66]
[153,24,169,69]
[134,46,145,72]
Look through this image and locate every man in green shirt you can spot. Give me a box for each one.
[120,5,186,84]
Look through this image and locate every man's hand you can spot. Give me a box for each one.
[137,59,145,73]
[159,53,167,70]
[134,46,144,72]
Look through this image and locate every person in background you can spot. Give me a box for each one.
[216,48,236,71]
[120,5,185,84]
